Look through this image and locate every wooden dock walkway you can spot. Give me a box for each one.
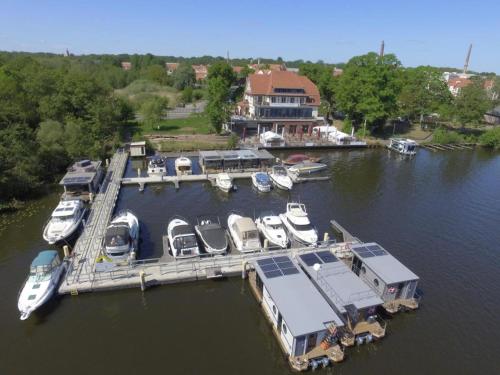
[420,143,475,152]
[59,151,129,295]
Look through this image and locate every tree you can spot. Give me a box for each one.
[208,62,236,86]
[399,66,453,126]
[172,63,195,90]
[454,81,491,127]
[300,63,338,122]
[140,96,168,126]
[144,64,169,85]
[336,52,402,130]
[206,62,236,133]
[180,87,193,104]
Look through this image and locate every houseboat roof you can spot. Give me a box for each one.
[199,149,275,162]
[297,251,383,313]
[351,243,419,285]
[130,141,146,146]
[253,255,344,336]
[59,160,102,186]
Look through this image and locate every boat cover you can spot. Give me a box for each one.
[234,217,258,233]
[31,250,58,267]
[255,173,270,184]
[197,224,227,249]
[171,224,195,237]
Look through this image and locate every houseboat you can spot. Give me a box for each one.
[350,243,420,313]
[250,255,345,371]
[198,149,274,173]
[59,160,104,201]
[387,138,417,156]
[297,250,385,346]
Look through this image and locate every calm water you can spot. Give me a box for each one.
[1,149,500,375]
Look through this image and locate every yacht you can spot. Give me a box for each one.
[251,172,272,193]
[175,156,192,176]
[288,162,328,175]
[255,212,289,249]
[279,203,318,245]
[195,216,228,255]
[227,213,261,252]
[167,217,200,259]
[269,165,293,190]
[18,250,66,320]
[147,156,167,176]
[43,199,87,244]
[104,210,140,261]
[387,138,417,156]
[215,173,233,193]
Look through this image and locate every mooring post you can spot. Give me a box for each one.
[106,158,109,167]
[323,232,330,243]
[264,239,269,251]
[63,245,70,258]
[139,270,146,291]
[89,193,93,203]
[137,168,141,177]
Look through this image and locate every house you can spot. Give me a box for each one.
[448,77,472,96]
[192,64,208,81]
[251,255,345,367]
[233,71,323,136]
[297,250,385,345]
[129,141,146,157]
[121,62,132,71]
[250,63,286,74]
[350,243,420,314]
[332,68,343,77]
[59,160,104,201]
[165,62,179,74]
[232,66,244,74]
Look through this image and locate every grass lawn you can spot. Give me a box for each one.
[143,113,213,135]
[157,139,229,152]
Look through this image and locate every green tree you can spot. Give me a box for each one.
[208,62,236,86]
[172,63,196,90]
[300,64,338,122]
[454,81,491,127]
[336,52,402,130]
[206,77,232,133]
[143,64,169,85]
[181,86,193,104]
[140,96,168,126]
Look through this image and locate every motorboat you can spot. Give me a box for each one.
[251,172,272,193]
[175,156,192,176]
[269,165,293,190]
[104,210,140,261]
[283,154,322,165]
[215,173,233,193]
[387,138,417,156]
[279,203,318,245]
[42,199,87,244]
[255,212,289,249]
[147,156,167,176]
[288,162,328,175]
[195,216,228,255]
[227,213,261,252]
[167,216,200,259]
[18,250,66,320]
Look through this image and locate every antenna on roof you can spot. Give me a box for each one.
[463,43,472,74]
[379,40,385,58]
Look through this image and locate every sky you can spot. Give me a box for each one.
[0,0,499,73]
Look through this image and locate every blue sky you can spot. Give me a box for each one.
[1,0,499,72]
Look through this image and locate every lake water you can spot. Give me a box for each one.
[1,148,500,375]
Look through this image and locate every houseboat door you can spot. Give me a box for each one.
[306,333,317,352]
[396,282,405,299]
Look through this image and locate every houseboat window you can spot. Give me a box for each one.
[361,266,366,274]
[374,278,379,287]
[272,305,277,315]
[302,125,309,133]
[282,323,287,335]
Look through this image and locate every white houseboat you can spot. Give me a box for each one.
[387,138,417,156]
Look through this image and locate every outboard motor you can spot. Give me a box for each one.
[365,333,373,343]
[310,359,319,371]
[321,357,330,368]
[356,335,364,345]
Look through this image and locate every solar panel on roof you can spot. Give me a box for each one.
[257,258,275,266]
[264,270,283,279]
[360,252,375,258]
[273,256,290,263]
[316,251,338,263]
[276,261,294,269]
[366,245,382,252]
[282,268,299,275]
[372,249,387,256]
[300,253,320,266]
[261,263,279,272]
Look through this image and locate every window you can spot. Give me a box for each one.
[374,278,379,287]
[361,266,366,274]
[282,324,287,335]
[302,125,309,134]
[274,88,305,94]
[271,97,276,103]
[290,97,295,103]
[272,305,277,315]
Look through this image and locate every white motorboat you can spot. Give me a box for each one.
[269,165,293,190]
[288,162,328,175]
[147,156,167,176]
[215,173,233,193]
[387,138,417,156]
[195,216,228,255]
[251,172,272,193]
[279,203,318,245]
[42,199,87,244]
[168,216,200,259]
[104,210,140,261]
[175,156,192,176]
[18,250,66,321]
[255,212,289,249]
[227,213,261,252]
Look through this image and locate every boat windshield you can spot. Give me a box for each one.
[52,214,74,222]
[175,234,198,250]
[243,230,259,240]
[274,167,287,175]
[288,219,312,231]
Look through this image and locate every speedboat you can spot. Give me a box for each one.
[147,156,167,176]
[18,250,66,320]
[43,199,87,244]
[288,162,328,175]
[283,154,322,165]
[251,172,272,192]
[195,216,228,255]
[269,165,293,190]
[175,156,192,175]
[255,212,289,249]
[215,173,233,193]
[279,203,318,245]
[227,213,261,252]
[387,138,417,156]
[104,210,140,261]
[168,216,200,259]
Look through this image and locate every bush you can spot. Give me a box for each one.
[193,89,205,101]
[342,119,353,133]
[479,127,500,149]
[181,87,193,104]
[227,134,239,149]
[432,127,464,144]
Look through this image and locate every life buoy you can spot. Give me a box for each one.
[388,287,397,294]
